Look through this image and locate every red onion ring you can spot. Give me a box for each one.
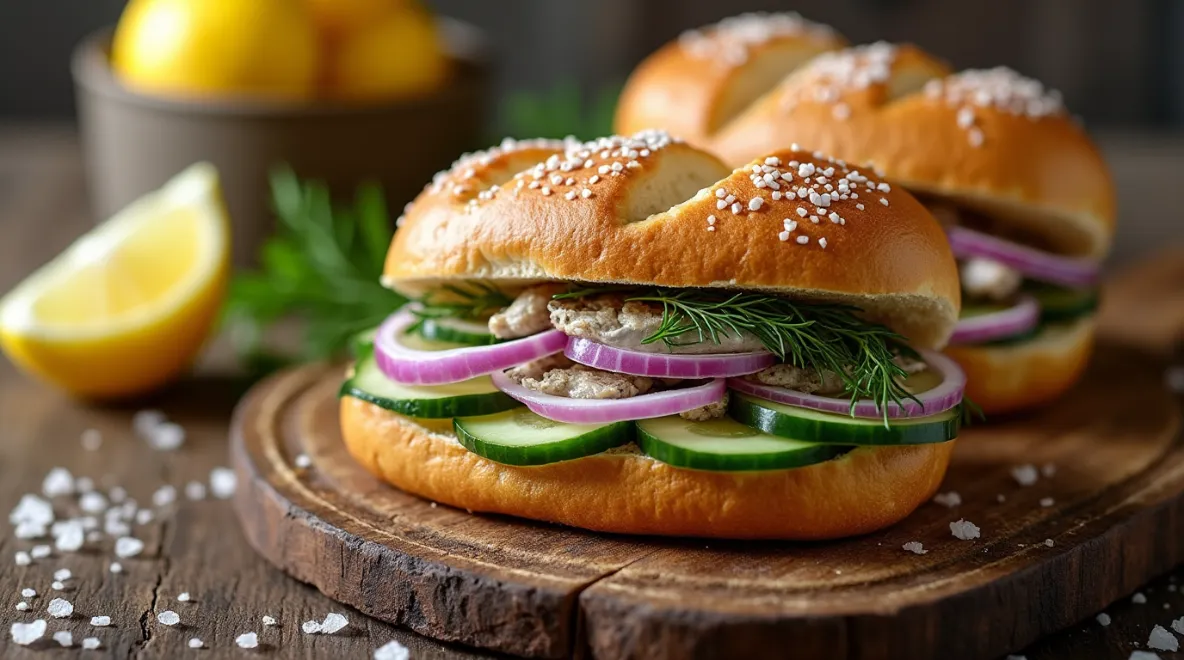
[491,371,727,424]
[947,226,1099,288]
[726,350,965,420]
[564,337,776,378]
[375,309,566,385]
[949,296,1040,345]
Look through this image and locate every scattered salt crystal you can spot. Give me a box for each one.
[15,602,28,611]
[152,485,177,508]
[91,616,111,627]
[81,429,102,451]
[109,562,123,574]
[75,477,95,493]
[210,468,237,499]
[79,492,107,514]
[184,482,207,501]
[47,597,73,618]
[933,492,961,508]
[82,637,101,650]
[1148,625,1179,652]
[302,620,322,634]
[236,632,259,649]
[53,568,71,581]
[108,487,127,503]
[1172,617,1184,634]
[1133,592,1148,604]
[374,640,412,660]
[1011,464,1039,486]
[52,581,65,591]
[53,630,73,647]
[15,520,47,539]
[1039,497,1055,508]
[1044,539,1055,548]
[11,494,55,528]
[177,592,191,602]
[1005,655,1027,660]
[133,409,166,436]
[157,611,180,626]
[10,619,46,645]
[115,537,144,558]
[1096,612,1111,626]
[950,519,981,540]
[135,510,154,525]
[189,638,204,649]
[14,551,31,566]
[54,521,85,552]
[294,454,313,469]
[902,541,928,555]
[21,588,36,598]
[1041,463,1057,477]
[43,467,75,497]
[262,615,277,627]
[321,612,348,634]
[86,530,103,543]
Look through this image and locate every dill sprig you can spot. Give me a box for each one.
[222,166,405,368]
[406,282,513,334]
[555,287,921,422]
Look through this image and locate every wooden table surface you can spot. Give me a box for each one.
[1,123,1183,659]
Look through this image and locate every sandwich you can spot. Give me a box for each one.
[340,130,965,540]
[617,32,1114,415]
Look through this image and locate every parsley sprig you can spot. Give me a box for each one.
[555,287,921,422]
[222,167,406,367]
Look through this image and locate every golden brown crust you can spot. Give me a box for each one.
[385,134,961,348]
[944,315,1096,415]
[619,30,1115,258]
[713,45,1114,257]
[340,395,954,540]
[614,12,845,149]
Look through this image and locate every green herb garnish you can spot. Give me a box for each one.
[406,282,513,335]
[555,287,921,423]
[222,166,405,365]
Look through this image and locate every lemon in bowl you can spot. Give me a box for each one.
[0,164,231,399]
[111,0,320,100]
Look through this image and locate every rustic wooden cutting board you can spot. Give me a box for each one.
[231,255,1184,660]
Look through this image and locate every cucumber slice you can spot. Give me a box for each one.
[454,408,633,466]
[418,317,500,346]
[636,415,847,472]
[728,393,960,445]
[341,353,518,418]
[1024,282,1099,323]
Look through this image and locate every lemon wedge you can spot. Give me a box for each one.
[0,163,230,399]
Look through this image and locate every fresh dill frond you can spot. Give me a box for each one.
[556,287,923,423]
[222,166,405,368]
[406,282,513,334]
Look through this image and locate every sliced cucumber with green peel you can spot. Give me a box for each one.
[417,317,500,346]
[728,393,960,445]
[1024,282,1099,323]
[341,353,517,418]
[454,408,633,466]
[636,415,847,472]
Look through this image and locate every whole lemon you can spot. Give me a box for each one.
[112,0,320,100]
[306,0,406,40]
[328,8,449,102]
